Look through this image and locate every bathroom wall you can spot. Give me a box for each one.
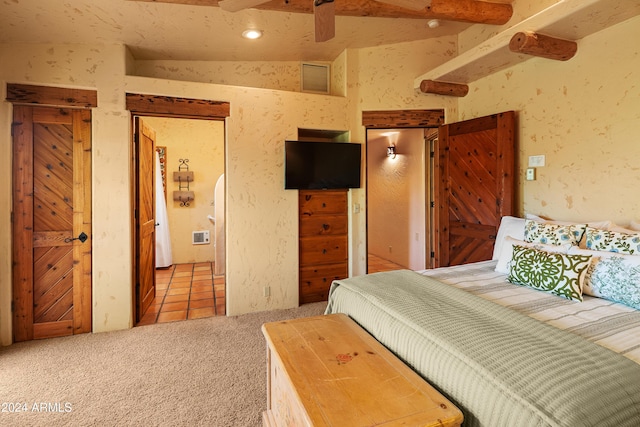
[142,117,225,264]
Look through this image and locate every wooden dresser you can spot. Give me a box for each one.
[298,190,348,304]
[262,314,464,427]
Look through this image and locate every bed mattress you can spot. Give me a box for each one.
[418,260,640,364]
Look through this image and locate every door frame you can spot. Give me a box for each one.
[7,83,97,342]
[362,109,444,273]
[125,93,230,323]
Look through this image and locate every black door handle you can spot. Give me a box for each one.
[65,232,88,243]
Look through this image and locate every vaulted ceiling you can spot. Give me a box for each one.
[0,0,513,61]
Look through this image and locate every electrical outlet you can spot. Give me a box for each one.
[263,286,270,297]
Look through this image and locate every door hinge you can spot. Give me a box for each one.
[430,201,435,208]
[430,251,435,258]
[11,300,15,313]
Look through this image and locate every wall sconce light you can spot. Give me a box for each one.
[387,145,397,158]
[242,29,263,39]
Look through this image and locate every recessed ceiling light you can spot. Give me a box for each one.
[242,29,263,40]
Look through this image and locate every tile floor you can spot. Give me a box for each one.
[368,253,406,273]
[136,262,225,326]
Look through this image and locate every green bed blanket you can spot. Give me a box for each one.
[325,270,640,427]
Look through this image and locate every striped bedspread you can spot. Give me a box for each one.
[325,266,640,427]
[419,260,640,364]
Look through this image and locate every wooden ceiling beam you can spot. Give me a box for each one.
[428,0,512,25]
[128,0,513,25]
[509,32,577,61]
[419,80,469,97]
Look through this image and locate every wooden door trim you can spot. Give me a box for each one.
[126,93,230,119]
[362,109,444,129]
[6,83,97,109]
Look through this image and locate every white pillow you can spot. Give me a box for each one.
[492,216,526,261]
[569,247,640,309]
[495,236,572,274]
[525,213,611,230]
[609,222,640,233]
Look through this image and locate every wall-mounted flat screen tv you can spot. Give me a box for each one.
[285,140,361,190]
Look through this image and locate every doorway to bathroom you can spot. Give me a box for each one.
[127,93,229,326]
[137,117,225,325]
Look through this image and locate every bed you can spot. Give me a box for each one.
[325,216,640,427]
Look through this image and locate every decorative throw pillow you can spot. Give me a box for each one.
[524,220,586,246]
[495,236,571,274]
[569,248,640,309]
[508,245,592,301]
[585,227,640,255]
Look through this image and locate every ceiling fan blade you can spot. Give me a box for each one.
[374,0,431,11]
[314,0,335,42]
[218,0,270,12]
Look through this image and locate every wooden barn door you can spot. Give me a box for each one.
[134,117,156,322]
[12,106,92,341]
[434,111,515,267]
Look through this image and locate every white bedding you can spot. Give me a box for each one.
[418,260,640,364]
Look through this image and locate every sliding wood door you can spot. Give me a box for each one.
[434,111,515,267]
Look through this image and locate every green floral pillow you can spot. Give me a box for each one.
[508,245,592,301]
[524,220,586,246]
[585,227,640,255]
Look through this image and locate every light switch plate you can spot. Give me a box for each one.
[526,168,536,181]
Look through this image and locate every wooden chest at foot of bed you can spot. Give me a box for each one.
[261,313,463,427]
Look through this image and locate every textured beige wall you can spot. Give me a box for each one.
[458,16,640,225]
[0,43,349,344]
[142,117,225,264]
[135,60,302,92]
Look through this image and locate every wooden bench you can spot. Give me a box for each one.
[261,313,463,427]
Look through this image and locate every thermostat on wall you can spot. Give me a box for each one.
[192,230,210,245]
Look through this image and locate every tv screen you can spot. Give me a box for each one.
[285,141,361,190]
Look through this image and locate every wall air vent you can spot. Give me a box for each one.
[192,230,210,245]
[301,62,330,94]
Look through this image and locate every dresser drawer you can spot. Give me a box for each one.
[299,264,348,303]
[299,214,347,237]
[299,190,347,216]
[299,235,347,266]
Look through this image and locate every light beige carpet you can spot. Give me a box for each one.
[0,302,327,427]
